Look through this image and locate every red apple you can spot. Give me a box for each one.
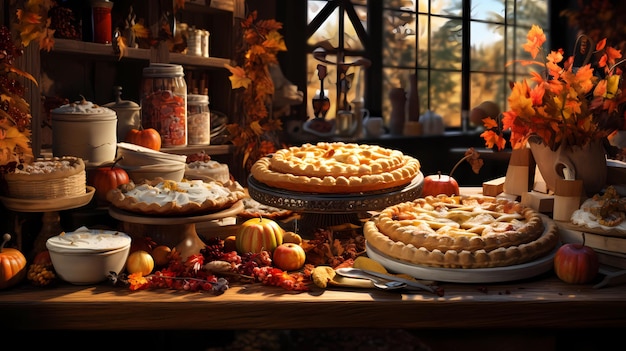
[421,171,459,197]
[554,243,599,284]
[272,243,306,271]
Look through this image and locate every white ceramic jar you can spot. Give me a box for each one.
[51,98,117,166]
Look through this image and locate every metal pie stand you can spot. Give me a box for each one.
[0,186,96,255]
[246,172,423,237]
[108,200,243,259]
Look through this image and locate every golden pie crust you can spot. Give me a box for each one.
[238,197,294,220]
[250,142,421,193]
[107,177,246,216]
[364,195,559,268]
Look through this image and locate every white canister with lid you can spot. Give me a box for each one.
[187,94,211,145]
[103,86,141,142]
[51,98,117,166]
[141,63,187,147]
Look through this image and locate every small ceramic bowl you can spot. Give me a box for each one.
[116,142,187,167]
[46,227,131,285]
[123,162,186,183]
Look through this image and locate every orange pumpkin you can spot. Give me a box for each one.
[0,233,27,289]
[125,128,162,151]
[88,158,130,203]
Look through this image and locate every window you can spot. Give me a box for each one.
[304,0,550,130]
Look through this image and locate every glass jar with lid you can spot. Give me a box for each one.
[140,63,187,147]
[187,93,211,145]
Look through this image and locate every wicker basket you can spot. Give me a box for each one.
[4,157,86,199]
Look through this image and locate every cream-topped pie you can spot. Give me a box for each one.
[250,142,421,193]
[364,194,559,268]
[107,177,245,215]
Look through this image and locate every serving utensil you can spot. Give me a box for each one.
[335,267,435,293]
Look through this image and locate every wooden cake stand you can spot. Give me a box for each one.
[0,186,96,255]
[108,200,243,259]
[247,173,424,237]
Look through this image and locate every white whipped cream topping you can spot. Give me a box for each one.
[124,180,231,206]
[53,100,114,115]
[47,227,131,252]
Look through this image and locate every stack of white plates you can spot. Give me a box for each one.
[116,142,187,182]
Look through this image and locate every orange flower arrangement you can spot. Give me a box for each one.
[481,25,626,151]
[225,11,287,172]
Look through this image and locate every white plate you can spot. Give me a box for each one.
[366,242,556,283]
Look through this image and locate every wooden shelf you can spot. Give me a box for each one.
[51,39,231,69]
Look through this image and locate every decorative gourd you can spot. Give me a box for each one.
[0,233,27,289]
[126,250,154,277]
[89,158,130,203]
[420,110,444,136]
[236,217,284,254]
[125,127,161,151]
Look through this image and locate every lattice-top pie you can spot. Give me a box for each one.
[107,177,246,216]
[364,194,559,268]
[250,142,421,193]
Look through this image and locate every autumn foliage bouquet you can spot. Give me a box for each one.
[482,25,626,151]
[225,11,287,172]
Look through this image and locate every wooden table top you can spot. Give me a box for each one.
[2,273,625,330]
[4,186,626,331]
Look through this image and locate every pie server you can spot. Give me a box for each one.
[335,267,435,294]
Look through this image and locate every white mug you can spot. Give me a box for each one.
[364,116,384,138]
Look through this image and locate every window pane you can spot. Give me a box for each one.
[430,18,463,70]
[383,9,417,67]
[385,0,415,10]
[417,14,429,68]
[470,21,505,71]
[426,0,462,17]
[430,70,462,127]
[469,72,506,122]
[307,5,340,47]
[471,0,504,22]
[308,1,329,24]
[510,0,548,28]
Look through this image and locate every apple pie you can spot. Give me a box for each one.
[107,177,246,216]
[364,194,559,268]
[250,142,421,193]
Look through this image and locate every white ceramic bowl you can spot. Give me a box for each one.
[46,228,131,285]
[123,162,185,182]
[116,142,187,167]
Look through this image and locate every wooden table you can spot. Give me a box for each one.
[3,187,626,349]
[2,274,625,330]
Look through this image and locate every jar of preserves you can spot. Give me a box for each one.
[140,63,187,147]
[187,94,211,145]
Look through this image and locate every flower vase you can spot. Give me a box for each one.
[528,138,607,197]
